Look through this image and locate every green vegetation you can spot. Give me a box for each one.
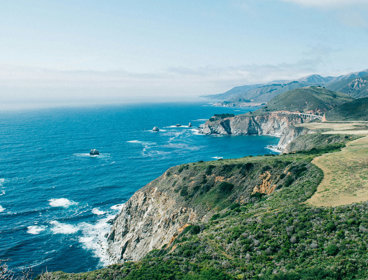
[327,76,368,99]
[326,97,368,121]
[263,86,353,113]
[41,139,368,280]
[285,133,361,153]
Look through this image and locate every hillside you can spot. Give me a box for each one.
[326,70,368,98]
[326,97,368,121]
[207,75,332,105]
[42,139,368,280]
[263,86,353,114]
[207,70,368,106]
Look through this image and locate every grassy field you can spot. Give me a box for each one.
[301,122,368,207]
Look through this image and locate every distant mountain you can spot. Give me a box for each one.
[263,86,353,114]
[207,70,368,106]
[326,70,368,98]
[326,97,368,121]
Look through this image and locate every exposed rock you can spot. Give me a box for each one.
[107,184,198,263]
[107,156,294,263]
[252,171,277,195]
[199,112,310,151]
[90,149,99,155]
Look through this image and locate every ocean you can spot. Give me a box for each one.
[0,103,279,275]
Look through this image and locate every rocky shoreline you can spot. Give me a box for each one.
[106,111,315,264]
[199,111,310,152]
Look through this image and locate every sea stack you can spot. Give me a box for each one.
[152,126,160,132]
[90,149,100,156]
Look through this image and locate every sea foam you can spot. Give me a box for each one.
[49,198,78,208]
[79,214,116,266]
[212,156,223,160]
[92,208,105,216]
[27,225,46,235]
[110,204,124,211]
[50,221,79,234]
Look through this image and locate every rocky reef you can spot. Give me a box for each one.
[199,112,310,151]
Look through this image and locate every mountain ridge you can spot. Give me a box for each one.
[207,69,368,106]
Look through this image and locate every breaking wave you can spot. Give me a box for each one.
[49,198,78,208]
[49,221,79,234]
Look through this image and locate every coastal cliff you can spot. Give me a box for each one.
[107,156,296,263]
[199,112,310,151]
[107,174,199,263]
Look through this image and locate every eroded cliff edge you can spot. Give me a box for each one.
[199,112,311,151]
[107,112,317,264]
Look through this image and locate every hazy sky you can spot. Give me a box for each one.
[1,0,368,109]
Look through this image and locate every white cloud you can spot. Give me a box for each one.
[0,47,341,110]
[283,0,368,7]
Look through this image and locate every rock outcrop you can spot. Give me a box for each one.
[199,112,310,151]
[107,178,199,263]
[107,156,295,263]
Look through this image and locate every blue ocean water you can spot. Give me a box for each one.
[0,103,278,275]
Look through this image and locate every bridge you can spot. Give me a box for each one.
[272,111,324,121]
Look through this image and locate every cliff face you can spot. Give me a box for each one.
[200,112,309,151]
[107,157,295,263]
[107,177,199,263]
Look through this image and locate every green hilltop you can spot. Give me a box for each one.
[326,97,368,121]
[263,86,353,114]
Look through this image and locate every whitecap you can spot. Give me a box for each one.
[166,125,190,128]
[49,198,78,208]
[127,140,156,146]
[212,156,223,160]
[0,178,4,185]
[146,129,167,132]
[126,140,141,144]
[49,221,79,234]
[266,145,282,154]
[0,205,5,212]
[78,214,116,266]
[73,153,110,159]
[110,204,124,211]
[92,208,105,216]
[0,190,5,196]
[190,128,202,135]
[27,225,46,235]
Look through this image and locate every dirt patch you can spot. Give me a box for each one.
[307,136,368,207]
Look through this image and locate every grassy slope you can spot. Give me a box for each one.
[308,136,368,207]
[285,133,361,154]
[326,98,368,121]
[44,138,368,280]
[264,86,353,114]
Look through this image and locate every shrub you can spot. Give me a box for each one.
[218,182,234,193]
[180,186,189,197]
[190,225,201,235]
[284,176,294,187]
[326,244,339,256]
[326,222,336,232]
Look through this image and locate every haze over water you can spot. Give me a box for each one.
[0,103,278,275]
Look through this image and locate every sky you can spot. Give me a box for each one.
[0,0,368,109]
